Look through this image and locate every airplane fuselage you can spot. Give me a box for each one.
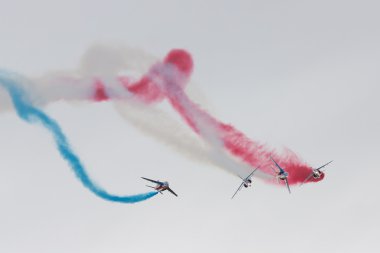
[155,182,169,192]
[278,172,288,180]
[243,178,252,188]
[312,170,323,179]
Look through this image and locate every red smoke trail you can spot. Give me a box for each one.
[89,49,323,185]
[94,80,109,101]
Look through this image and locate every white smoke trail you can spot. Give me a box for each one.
[114,99,269,179]
[114,100,219,168]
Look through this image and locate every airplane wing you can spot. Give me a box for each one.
[141,177,162,185]
[315,160,333,171]
[245,168,258,180]
[285,178,291,194]
[167,187,178,197]
[299,172,314,186]
[231,182,245,199]
[270,156,284,173]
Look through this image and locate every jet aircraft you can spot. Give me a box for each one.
[270,156,291,194]
[141,177,178,197]
[300,160,333,186]
[231,168,258,199]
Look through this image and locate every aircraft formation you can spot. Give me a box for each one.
[143,157,333,199]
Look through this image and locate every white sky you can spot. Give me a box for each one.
[0,1,379,252]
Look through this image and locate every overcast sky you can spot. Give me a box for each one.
[0,1,379,252]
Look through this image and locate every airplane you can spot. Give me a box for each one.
[231,168,258,199]
[270,156,291,194]
[141,177,178,197]
[300,160,333,186]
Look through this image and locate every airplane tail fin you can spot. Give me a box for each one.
[146,185,163,194]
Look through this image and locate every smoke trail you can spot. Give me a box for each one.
[114,100,212,165]
[114,100,268,179]
[0,70,158,204]
[152,49,317,185]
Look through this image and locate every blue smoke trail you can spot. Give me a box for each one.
[0,70,158,203]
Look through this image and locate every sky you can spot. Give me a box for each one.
[0,0,379,252]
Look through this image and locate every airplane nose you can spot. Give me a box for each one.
[315,171,325,182]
